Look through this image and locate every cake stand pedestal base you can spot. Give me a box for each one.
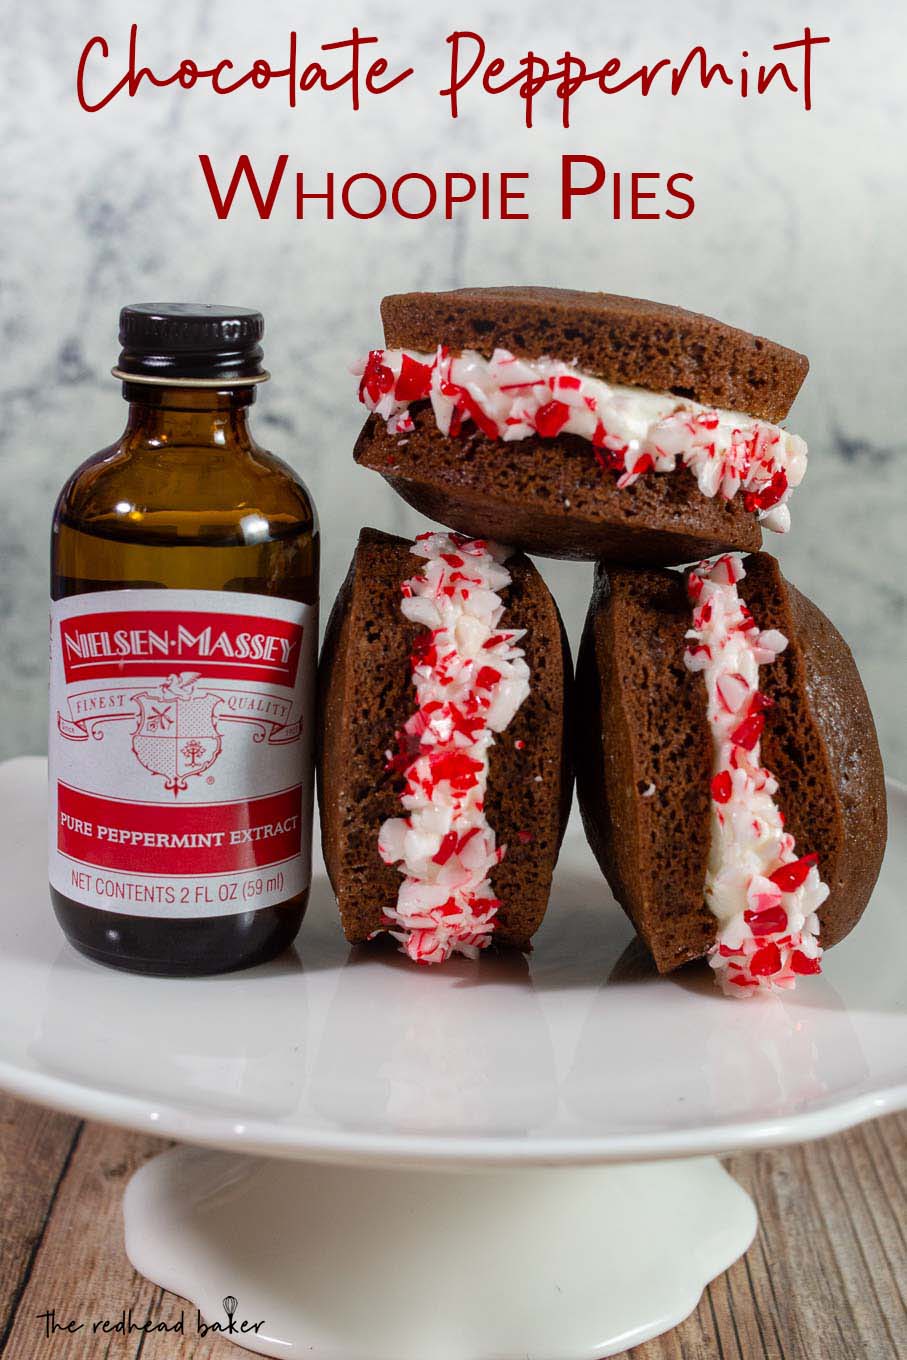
[124,1146,756,1360]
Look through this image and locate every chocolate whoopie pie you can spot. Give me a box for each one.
[574,551,886,994]
[318,527,573,963]
[353,288,810,565]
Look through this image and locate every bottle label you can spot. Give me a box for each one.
[48,589,316,918]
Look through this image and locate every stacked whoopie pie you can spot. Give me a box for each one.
[318,287,887,992]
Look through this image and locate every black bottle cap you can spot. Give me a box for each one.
[114,303,269,385]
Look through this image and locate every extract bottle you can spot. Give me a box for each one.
[49,304,318,975]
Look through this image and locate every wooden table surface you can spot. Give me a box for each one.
[0,1094,904,1359]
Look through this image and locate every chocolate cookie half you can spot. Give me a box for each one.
[354,288,810,564]
[318,527,573,963]
[575,552,886,994]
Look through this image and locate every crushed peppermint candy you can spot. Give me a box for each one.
[354,347,808,533]
[376,531,530,965]
[684,554,829,995]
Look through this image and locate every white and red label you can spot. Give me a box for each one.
[48,589,316,917]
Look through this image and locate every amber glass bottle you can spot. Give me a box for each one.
[49,305,318,975]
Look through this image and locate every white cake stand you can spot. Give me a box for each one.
[1,757,904,1360]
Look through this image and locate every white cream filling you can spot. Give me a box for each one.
[684,554,829,994]
[377,532,530,964]
[355,347,808,533]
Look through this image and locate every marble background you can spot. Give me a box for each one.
[2,0,905,773]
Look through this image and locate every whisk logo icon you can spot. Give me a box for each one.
[195,1294,264,1338]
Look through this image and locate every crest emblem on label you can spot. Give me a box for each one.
[132,672,222,795]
